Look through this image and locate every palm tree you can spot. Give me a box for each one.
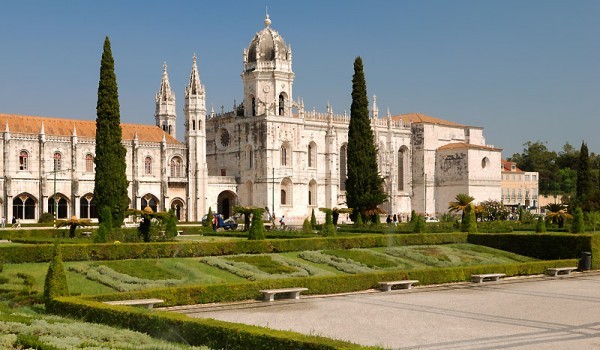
[56,216,92,238]
[545,203,572,228]
[331,207,353,225]
[127,206,169,242]
[233,206,256,232]
[448,193,475,220]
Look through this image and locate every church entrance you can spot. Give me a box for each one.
[217,191,237,219]
[170,198,185,221]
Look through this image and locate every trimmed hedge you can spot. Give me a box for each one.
[0,233,468,263]
[50,298,378,350]
[468,233,599,269]
[51,258,576,350]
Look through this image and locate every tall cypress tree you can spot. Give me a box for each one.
[346,57,387,219]
[576,141,592,210]
[94,37,129,226]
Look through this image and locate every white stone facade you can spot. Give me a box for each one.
[0,15,502,224]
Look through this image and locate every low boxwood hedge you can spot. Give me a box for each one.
[0,233,468,263]
[51,258,576,350]
[467,232,598,268]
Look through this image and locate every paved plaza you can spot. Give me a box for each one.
[171,273,600,349]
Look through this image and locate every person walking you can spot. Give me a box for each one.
[11,216,17,228]
[279,215,286,229]
[1,217,5,228]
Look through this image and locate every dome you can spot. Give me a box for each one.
[247,15,289,63]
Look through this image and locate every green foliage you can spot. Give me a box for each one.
[448,193,474,220]
[587,211,600,232]
[576,142,592,209]
[310,208,317,228]
[508,141,559,195]
[94,222,108,243]
[461,204,476,232]
[38,212,54,224]
[302,218,313,234]
[412,215,425,233]
[320,210,336,236]
[410,210,417,223]
[206,207,213,228]
[480,200,510,221]
[248,208,266,240]
[225,255,298,274]
[94,37,129,227]
[571,207,585,233]
[43,244,69,309]
[355,212,364,226]
[165,209,178,238]
[346,56,387,220]
[323,249,397,269]
[535,216,546,233]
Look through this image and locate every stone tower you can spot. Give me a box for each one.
[184,55,208,221]
[242,14,294,118]
[155,63,177,136]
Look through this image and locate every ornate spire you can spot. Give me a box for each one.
[158,63,173,100]
[186,54,203,97]
[264,13,271,27]
[40,121,45,134]
[72,125,77,137]
[372,95,379,119]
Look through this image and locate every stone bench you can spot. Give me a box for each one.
[471,273,506,283]
[259,287,308,302]
[378,280,419,292]
[104,298,164,309]
[546,267,578,277]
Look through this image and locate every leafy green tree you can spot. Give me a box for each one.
[248,208,266,240]
[43,244,69,310]
[556,142,579,169]
[345,56,387,219]
[448,193,475,221]
[557,168,577,195]
[586,211,600,232]
[508,141,559,195]
[535,216,546,233]
[570,207,585,233]
[93,37,128,227]
[576,142,592,210]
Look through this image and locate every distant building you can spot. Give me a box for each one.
[501,160,539,212]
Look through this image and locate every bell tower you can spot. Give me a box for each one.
[242,14,294,118]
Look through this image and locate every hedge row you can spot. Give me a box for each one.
[0,233,468,263]
[467,233,598,268]
[49,297,375,350]
[51,259,576,350]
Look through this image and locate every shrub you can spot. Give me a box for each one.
[38,212,54,224]
[461,204,477,233]
[320,211,336,236]
[205,207,213,228]
[302,218,313,234]
[535,216,546,233]
[412,215,425,233]
[355,212,363,226]
[165,209,178,238]
[571,207,584,233]
[43,244,69,309]
[248,208,266,240]
[310,209,317,228]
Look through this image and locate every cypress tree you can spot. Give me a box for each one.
[206,207,214,228]
[310,208,317,228]
[576,142,592,210]
[94,37,129,227]
[43,244,69,310]
[165,209,178,238]
[535,216,546,233]
[320,210,336,236]
[412,215,425,233]
[248,208,266,240]
[346,57,387,219]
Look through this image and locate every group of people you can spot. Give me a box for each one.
[0,217,21,228]
[385,214,405,226]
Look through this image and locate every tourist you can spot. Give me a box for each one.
[393,214,397,226]
[279,215,285,229]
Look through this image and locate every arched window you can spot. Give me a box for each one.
[80,195,98,219]
[85,154,94,173]
[141,195,159,212]
[279,93,285,116]
[144,157,152,175]
[19,151,28,171]
[281,143,290,167]
[13,194,36,220]
[192,120,196,131]
[308,142,317,168]
[280,189,287,205]
[49,196,68,219]
[251,96,256,116]
[309,180,317,206]
[280,178,292,206]
[170,156,182,177]
[53,152,62,171]
[339,144,347,191]
[168,125,172,135]
[398,146,408,192]
[246,146,253,169]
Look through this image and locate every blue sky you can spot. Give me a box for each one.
[0,1,598,156]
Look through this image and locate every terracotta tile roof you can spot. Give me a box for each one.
[501,159,523,172]
[0,114,181,144]
[391,113,465,127]
[437,142,501,152]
